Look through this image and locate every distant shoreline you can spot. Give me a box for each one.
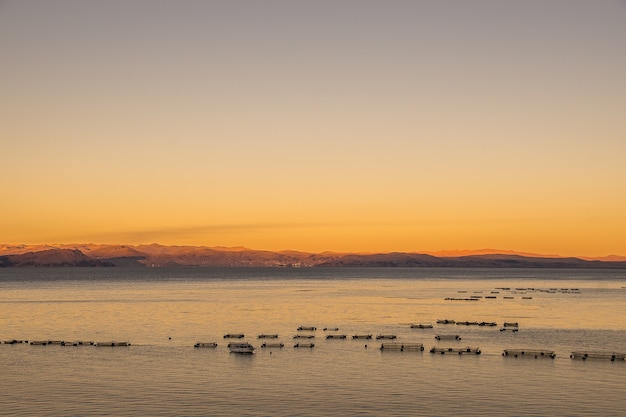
[1,244,626,269]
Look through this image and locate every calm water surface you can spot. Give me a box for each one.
[1,267,625,416]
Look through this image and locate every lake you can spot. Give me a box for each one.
[1,267,625,416]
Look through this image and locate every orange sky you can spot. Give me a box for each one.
[1,1,625,257]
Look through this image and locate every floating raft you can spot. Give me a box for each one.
[194,342,218,348]
[380,343,424,351]
[29,340,49,345]
[500,328,519,332]
[293,334,315,339]
[376,334,397,340]
[293,343,315,348]
[94,342,130,347]
[352,334,372,340]
[410,324,433,329]
[257,334,278,339]
[223,333,244,339]
[61,341,94,346]
[435,335,461,341]
[261,342,284,348]
[323,327,339,331]
[430,346,481,355]
[503,322,519,327]
[437,319,455,324]
[503,349,555,358]
[3,339,28,344]
[326,334,347,339]
[297,326,316,331]
[570,351,626,361]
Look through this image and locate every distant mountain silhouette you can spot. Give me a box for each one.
[1,244,625,268]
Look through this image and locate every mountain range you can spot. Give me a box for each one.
[1,244,626,268]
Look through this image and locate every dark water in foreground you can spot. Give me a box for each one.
[1,267,625,416]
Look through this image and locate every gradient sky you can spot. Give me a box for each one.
[1,0,625,256]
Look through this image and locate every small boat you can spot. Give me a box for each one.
[228,342,255,354]
[257,334,279,339]
[261,342,284,348]
[435,335,461,341]
[293,343,315,348]
[326,334,347,339]
[410,324,433,329]
[376,334,397,340]
[194,342,218,348]
[223,333,245,339]
[297,326,316,331]
[3,339,27,344]
[352,334,372,340]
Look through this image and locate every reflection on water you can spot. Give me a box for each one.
[1,267,626,416]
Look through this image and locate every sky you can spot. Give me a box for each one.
[1,0,625,256]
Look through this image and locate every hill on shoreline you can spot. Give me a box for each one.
[1,244,626,268]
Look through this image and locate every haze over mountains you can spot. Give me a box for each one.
[1,244,625,268]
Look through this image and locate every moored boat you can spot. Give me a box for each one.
[223,333,245,339]
[435,334,461,341]
[228,342,255,354]
[194,342,218,348]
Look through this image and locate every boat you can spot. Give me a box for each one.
[194,342,218,348]
[376,334,397,340]
[352,334,372,340]
[297,326,316,331]
[435,335,461,341]
[261,342,284,348]
[410,324,433,329]
[228,342,255,354]
[223,333,245,339]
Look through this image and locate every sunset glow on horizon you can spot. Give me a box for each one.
[2,1,625,257]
